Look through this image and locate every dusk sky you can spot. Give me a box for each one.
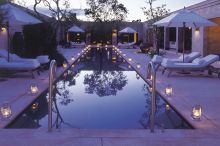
[18,0,205,21]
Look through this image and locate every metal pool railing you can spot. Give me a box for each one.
[147,61,156,133]
[48,60,57,132]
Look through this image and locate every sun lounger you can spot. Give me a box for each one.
[152,52,201,70]
[118,42,135,49]
[0,49,49,65]
[70,42,86,48]
[160,54,219,77]
[0,58,41,78]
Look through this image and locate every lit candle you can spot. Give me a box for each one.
[192,105,202,120]
[1,103,12,119]
[165,85,172,96]
[123,54,126,57]
[71,64,75,68]
[30,84,39,94]
[77,53,80,56]
[128,58,132,62]
[136,63,141,69]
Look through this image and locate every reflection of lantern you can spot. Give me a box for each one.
[71,64,75,68]
[31,102,39,110]
[128,58,132,62]
[1,102,12,119]
[148,86,152,93]
[71,56,75,61]
[165,85,172,96]
[148,75,153,81]
[1,27,6,33]
[30,84,39,94]
[63,72,68,78]
[192,105,202,120]
[112,56,117,61]
[128,65,131,69]
[63,62,68,68]
[77,53,80,56]
[136,73,140,80]
[165,104,171,111]
[123,54,126,57]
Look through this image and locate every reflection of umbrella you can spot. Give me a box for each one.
[153,8,216,62]
[0,3,42,62]
[68,26,85,32]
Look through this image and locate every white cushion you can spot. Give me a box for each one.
[151,55,163,64]
[36,55,49,64]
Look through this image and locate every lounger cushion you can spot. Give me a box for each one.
[151,55,163,64]
[0,61,40,70]
[36,55,49,64]
[161,54,219,70]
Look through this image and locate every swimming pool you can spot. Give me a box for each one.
[9,47,191,129]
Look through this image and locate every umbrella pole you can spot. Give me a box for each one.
[183,22,186,62]
[7,22,10,62]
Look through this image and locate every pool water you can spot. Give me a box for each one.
[9,48,191,129]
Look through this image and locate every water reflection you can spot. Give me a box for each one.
[84,71,128,97]
[139,84,190,129]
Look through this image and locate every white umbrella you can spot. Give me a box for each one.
[0,3,42,62]
[68,26,85,32]
[153,8,217,62]
[119,27,137,33]
[0,3,42,27]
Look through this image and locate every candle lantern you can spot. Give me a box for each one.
[1,102,12,119]
[165,84,172,96]
[136,63,141,69]
[192,105,202,120]
[30,84,39,94]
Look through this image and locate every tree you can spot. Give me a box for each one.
[85,0,128,22]
[142,0,169,54]
[33,0,78,41]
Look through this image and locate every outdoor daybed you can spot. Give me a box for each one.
[160,54,219,77]
[118,42,135,49]
[0,58,41,78]
[152,52,201,70]
[70,42,86,48]
[0,49,49,65]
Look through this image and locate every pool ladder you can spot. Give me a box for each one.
[48,60,57,132]
[147,61,156,133]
